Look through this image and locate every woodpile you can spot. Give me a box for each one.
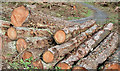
[73,32,118,69]
[103,46,120,71]
[1,6,118,70]
[55,23,113,69]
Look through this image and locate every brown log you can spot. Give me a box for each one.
[54,20,96,44]
[1,26,52,38]
[103,46,120,71]
[72,66,88,71]
[16,38,27,53]
[21,48,44,60]
[32,59,43,69]
[42,24,99,64]
[56,23,113,69]
[74,32,118,69]
[7,27,17,40]
[0,20,56,30]
[2,36,50,59]
[57,29,111,69]
[11,6,29,27]
[22,51,33,60]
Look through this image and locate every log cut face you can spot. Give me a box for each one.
[20,48,44,60]
[11,6,29,27]
[75,32,118,69]
[7,27,17,40]
[54,20,96,44]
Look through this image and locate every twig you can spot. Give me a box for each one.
[12,47,28,62]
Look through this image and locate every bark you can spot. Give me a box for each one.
[56,23,114,68]
[2,36,50,59]
[54,20,96,44]
[1,26,52,38]
[58,30,111,67]
[103,46,120,70]
[42,24,99,64]
[75,32,118,69]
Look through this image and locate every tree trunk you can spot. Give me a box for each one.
[74,32,118,69]
[54,20,96,44]
[42,24,99,64]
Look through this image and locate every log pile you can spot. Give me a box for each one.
[73,32,118,70]
[102,46,120,71]
[56,23,112,69]
[1,6,118,70]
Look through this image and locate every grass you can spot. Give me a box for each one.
[9,57,38,69]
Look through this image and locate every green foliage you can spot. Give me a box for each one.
[9,57,37,69]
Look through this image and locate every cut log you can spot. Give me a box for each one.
[72,66,87,71]
[42,24,99,64]
[57,29,111,69]
[32,59,43,69]
[103,64,120,71]
[22,51,33,60]
[54,20,96,44]
[16,38,27,53]
[1,26,52,38]
[74,32,118,69]
[56,23,113,69]
[21,48,44,60]
[11,6,29,27]
[103,47,120,71]
[0,20,56,30]
[7,27,17,40]
[2,36,50,59]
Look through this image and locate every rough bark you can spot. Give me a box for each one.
[42,24,99,64]
[56,23,114,68]
[75,32,118,69]
[58,30,111,68]
[2,36,50,59]
[103,46,120,70]
[1,26,52,38]
[54,20,96,44]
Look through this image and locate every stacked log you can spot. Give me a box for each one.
[102,46,120,71]
[54,20,96,44]
[2,35,50,60]
[1,25,52,38]
[73,32,118,69]
[56,23,113,69]
[41,23,99,69]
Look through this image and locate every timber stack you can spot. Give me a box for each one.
[1,5,119,70]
